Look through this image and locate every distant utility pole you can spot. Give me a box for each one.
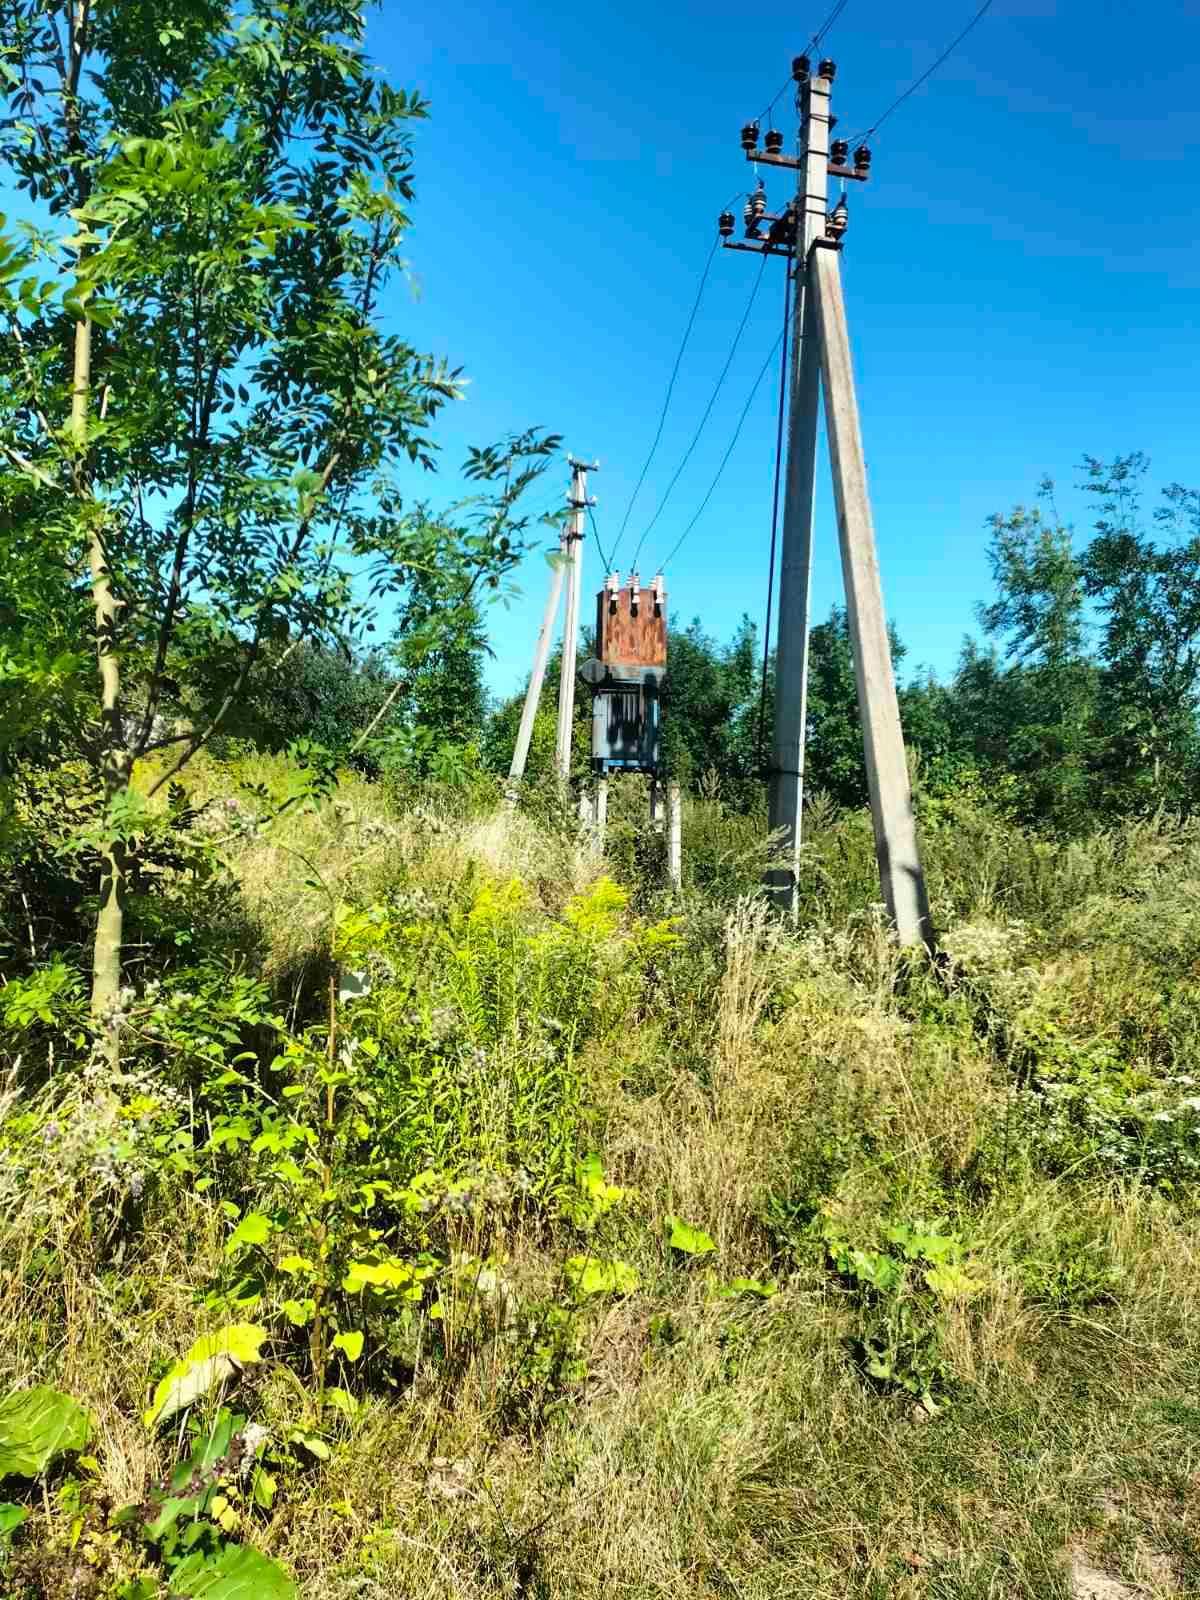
[555,457,597,780]
[720,55,932,947]
[507,456,597,789]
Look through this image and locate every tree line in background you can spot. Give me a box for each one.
[495,452,1200,831]
[2,0,1198,1029]
[132,449,1200,841]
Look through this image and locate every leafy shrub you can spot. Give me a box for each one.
[821,1214,985,1410]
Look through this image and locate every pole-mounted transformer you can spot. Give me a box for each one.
[579,570,667,776]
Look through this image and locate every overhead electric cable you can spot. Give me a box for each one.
[587,504,614,573]
[629,254,768,573]
[810,0,852,50]
[657,325,786,575]
[848,0,996,143]
[611,236,721,563]
[611,184,753,567]
[756,267,792,776]
[747,0,857,127]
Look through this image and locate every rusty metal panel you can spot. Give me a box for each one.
[596,588,667,667]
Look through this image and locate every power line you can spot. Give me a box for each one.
[587,504,614,573]
[747,0,857,128]
[811,0,852,50]
[629,254,768,573]
[756,266,792,776]
[610,236,720,565]
[848,0,996,143]
[657,325,785,574]
[610,184,756,568]
[614,0,855,572]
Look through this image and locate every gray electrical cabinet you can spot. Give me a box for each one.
[587,663,662,772]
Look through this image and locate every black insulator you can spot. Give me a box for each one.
[818,57,836,80]
[830,138,849,165]
[792,53,811,82]
[740,120,759,152]
[718,210,735,238]
[751,181,767,217]
[764,128,784,155]
[854,143,872,172]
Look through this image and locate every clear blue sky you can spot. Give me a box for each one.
[368,0,1200,700]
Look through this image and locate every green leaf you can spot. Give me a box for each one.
[710,1276,777,1300]
[0,1387,91,1479]
[342,1259,424,1295]
[286,1428,330,1461]
[226,1212,274,1254]
[665,1215,716,1256]
[332,1331,364,1362]
[144,1326,268,1427]
[923,1263,984,1300]
[323,1388,360,1419]
[0,1501,30,1544]
[563,1256,640,1296]
[167,1541,296,1597]
[251,1466,277,1509]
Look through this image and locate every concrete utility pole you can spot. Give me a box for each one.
[508,532,568,786]
[555,457,595,781]
[810,241,931,946]
[667,782,682,889]
[768,68,830,907]
[720,54,933,948]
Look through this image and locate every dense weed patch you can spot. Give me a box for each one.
[3,754,1200,1596]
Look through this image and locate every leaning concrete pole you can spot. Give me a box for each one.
[810,240,933,948]
[508,535,567,786]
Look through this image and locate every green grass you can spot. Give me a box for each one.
[3,755,1200,1597]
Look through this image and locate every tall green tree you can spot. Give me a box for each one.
[1079,454,1200,808]
[0,1,555,1040]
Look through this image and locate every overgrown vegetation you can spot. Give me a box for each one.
[4,753,1200,1597]
[4,7,1200,1599]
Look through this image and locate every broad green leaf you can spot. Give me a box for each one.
[923,1263,984,1300]
[167,1541,296,1597]
[144,1326,268,1427]
[323,1388,360,1419]
[225,1212,274,1254]
[710,1276,778,1300]
[341,1259,428,1295]
[251,1466,276,1509]
[286,1429,330,1461]
[564,1256,640,1296]
[0,1387,91,1479]
[666,1215,716,1256]
[0,1501,30,1543]
[331,1331,364,1362]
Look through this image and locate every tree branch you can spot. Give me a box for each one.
[144,446,345,798]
